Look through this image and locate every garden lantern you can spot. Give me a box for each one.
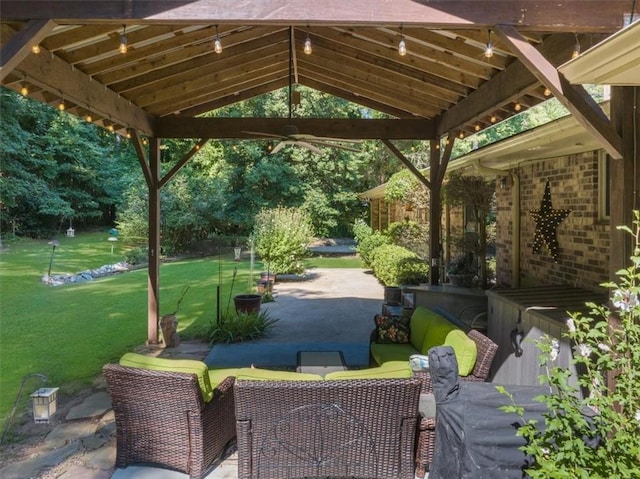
[30,387,59,423]
[234,247,241,261]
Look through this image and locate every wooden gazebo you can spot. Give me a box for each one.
[1,1,638,344]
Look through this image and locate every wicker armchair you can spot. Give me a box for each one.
[234,378,422,479]
[103,364,236,478]
[414,329,498,478]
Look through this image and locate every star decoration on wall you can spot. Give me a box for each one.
[530,181,571,263]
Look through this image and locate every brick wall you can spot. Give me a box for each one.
[496,150,610,291]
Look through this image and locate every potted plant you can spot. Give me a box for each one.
[447,253,476,287]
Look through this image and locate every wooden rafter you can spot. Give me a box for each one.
[494,25,623,159]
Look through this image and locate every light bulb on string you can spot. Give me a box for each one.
[484,29,494,58]
[20,83,29,96]
[571,33,580,59]
[398,26,407,56]
[31,44,41,54]
[57,98,65,111]
[214,25,222,54]
[514,101,522,112]
[544,87,552,97]
[85,111,92,123]
[119,25,127,54]
[304,33,312,55]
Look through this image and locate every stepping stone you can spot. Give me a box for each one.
[66,392,111,420]
[0,442,80,479]
[82,442,116,470]
[57,464,111,479]
[47,422,98,445]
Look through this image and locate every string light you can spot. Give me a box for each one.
[214,25,222,54]
[85,111,92,122]
[458,131,465,139]
[490,114,497,123]
[107,123,114,132]
[484,29,494,58]
[57,98,65,111]
[119,25,128,54]
[20,83,29,96]
[304,27,312,55]
[31,44,41,54]
[474,123,481,131]
[126,130,131,139]
[514,101,522,111]
[571,33,580,59]
[543,87,552,97]
[398,27,407,56]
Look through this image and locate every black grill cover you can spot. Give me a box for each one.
[428,346,548,479]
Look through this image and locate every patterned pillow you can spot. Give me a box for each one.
[374,314,410,344]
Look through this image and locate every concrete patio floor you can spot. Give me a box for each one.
[0,266,384,479]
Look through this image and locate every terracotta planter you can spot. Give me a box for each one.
[234,294,262,315]
[260,272,277,283]
[256,279,273,295]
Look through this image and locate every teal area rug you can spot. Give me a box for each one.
[204,342,369,369]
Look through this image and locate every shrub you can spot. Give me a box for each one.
[208,310,279,344]
[499,211,640,478]
[123,246,148,265]
[251,206,314,274]
[386,220,429,258]
[357,231,391,268]
[396,256,430,285]
[370,243,427,286]
[352,218,373,244]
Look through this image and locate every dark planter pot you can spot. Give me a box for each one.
[234,294,262,315]
[448,274,475,288]
[384,286,402,305]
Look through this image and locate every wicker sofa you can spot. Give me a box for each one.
[103,354,237,479]
[369,306,499,478]
[234,366,422,479]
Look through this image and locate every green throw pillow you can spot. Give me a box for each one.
[236,367,323,381]
[443,329,477,376]
[325,361,412,380]
[119,352,214,402]
[374,314,410,344]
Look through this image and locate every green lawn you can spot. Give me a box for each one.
[0,232,362,430]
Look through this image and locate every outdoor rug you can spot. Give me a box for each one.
[204,341,370,369]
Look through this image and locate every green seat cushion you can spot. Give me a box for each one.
[207,368,239,388]
[120,352,213,402]
[370,342,419,365]
[409,306,436,351]
[236,367,323,381]
[444,329,477,376]
[325,361,412,380]
[420,312,460,355]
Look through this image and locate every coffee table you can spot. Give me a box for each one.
[296,350,347,377]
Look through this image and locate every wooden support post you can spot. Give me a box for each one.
[609,86,640,280]
[147,138,161,345]
[429,140,442,285]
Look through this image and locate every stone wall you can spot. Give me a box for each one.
[496,150,610,291]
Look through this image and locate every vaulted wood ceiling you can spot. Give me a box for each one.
[0,1,634,156]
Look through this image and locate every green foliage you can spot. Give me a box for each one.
[386,220,429,258]
[0,88,137,237]
[370,243,428,286]
[384,169,429,210]
[352,218,373,244]
[357,231,391,268]
[123,246,148,265]
[443,171,495,215]
[447,252,476,275]
[208,310,279,344]
[251,206,314,274]
[499,212,640,478]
